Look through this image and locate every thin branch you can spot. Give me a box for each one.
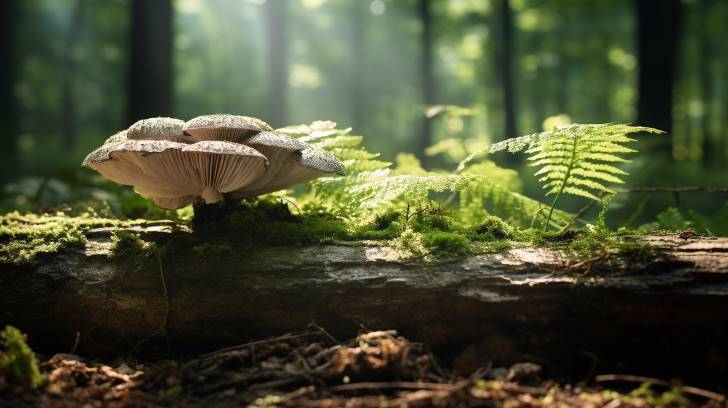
[329,380,469,392]
[620,186,728,193]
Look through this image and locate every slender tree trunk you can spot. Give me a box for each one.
[264,0,289,128]
[698,0,715,166]
[61,0,85,150]
[635,0,682,157]
[555,54,568,115]
[418,0,435,163]
[127,0,173,126]
[0,0,18,183]
[350,1,367,133]
[722,61,728,165]
[499,0,517,142]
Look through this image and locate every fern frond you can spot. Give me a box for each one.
[494,123,661,200]
[489,123,662,228]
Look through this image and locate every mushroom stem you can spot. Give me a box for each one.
[200,188,224,204]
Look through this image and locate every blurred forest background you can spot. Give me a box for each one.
[1,0,727,224]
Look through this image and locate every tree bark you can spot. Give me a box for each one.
[0,0,18,183]
[263,0,289,128]
[635,0,682,157]
[1,225,727,386]
[418,0,435,163]
[126,0,173,126]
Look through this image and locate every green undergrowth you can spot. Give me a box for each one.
[0,211,165,265]
[0,325,42,389]
[0,198,674,266]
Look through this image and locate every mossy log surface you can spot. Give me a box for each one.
[1,223,728,386]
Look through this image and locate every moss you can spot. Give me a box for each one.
[191,243,232,258]
[0,212,88,264]
[223,200,350,245]
[421,230,470,257]
[353,210,404,240]
[0,325,43,388]
[110,230,161,270]
[410,206,453,232]
[392,228,427,257]
[473,215,514,240]
[373,209,401,231]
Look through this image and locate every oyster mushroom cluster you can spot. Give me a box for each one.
[82,114,345,209]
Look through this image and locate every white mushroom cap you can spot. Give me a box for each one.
[83,139,268,209]
[183,114,273,143]
[229,142,345,198]
[83,115,345,209]
[127,117,187,141]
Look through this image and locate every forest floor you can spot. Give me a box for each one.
[2,327,726,408]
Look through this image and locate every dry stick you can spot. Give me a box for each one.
[329,380,470,393]
[620,186,728,209]
[68,331,81,355]
[201,332,323,359]
[559,194,606,233]
[621,186,728,193]
[308,322,341,345]
[594,374,727,403]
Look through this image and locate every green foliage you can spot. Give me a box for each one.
[280,121,473,217]
[639,204,728,235]
[630,382,690,408]
[489,123,662,228]
[0,326,42,388]
[279,121,572,232]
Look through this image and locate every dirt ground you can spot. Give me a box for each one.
[1,327,726,407]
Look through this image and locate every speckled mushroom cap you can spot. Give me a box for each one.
[183,114,273,143]
[82,114,345,209]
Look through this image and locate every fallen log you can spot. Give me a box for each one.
[1,224,727,387]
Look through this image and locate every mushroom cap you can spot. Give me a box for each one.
[183,114,273,143]
[83,139,268,209]
[83,115,346,209]
[127,117,187,141]
[228,143,345,199]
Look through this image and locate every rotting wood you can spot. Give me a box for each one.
[1,224,727,387]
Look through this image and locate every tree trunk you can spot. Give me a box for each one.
[1,224,727,387]
[499,0,517,142]
[350,1,367,133]
[126,0,173,126]
[418,0,435,163]
[61,0,85,150]
[698,0,716,166]
[635,0,682,157]
[263,0,289,128]
[0,0,18,183]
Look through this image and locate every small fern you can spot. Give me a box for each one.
[277,121,574,229]
[489,123,663,228]
[278,122,470,216]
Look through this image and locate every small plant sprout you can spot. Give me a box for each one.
[488,124,663,230]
